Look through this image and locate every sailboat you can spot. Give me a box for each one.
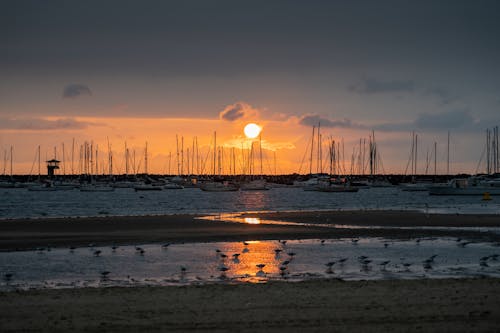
[240,135,269,191]
[199,131,239,192]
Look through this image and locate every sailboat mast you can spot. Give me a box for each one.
[38,145,41,180]
[447,131,450,175]
[10,146,13,177]
[71,138,75,176]
[309,126,315,175]
[213,131,216,177]
[317,122,321,174]
[259,135,263,176]
[434,141,437,176]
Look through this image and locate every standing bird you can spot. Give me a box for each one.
[325,261,335,274]
[93,250,102,257]
[256,264,266,277]
[379,260,390,270]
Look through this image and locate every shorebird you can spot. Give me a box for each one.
[287,252,296,258]
[256,264,266,277]
[479,257,490,267]
[220,253,228,259]
[93,250,102,257]
[379,260,390,270]
[383,243,389,248]
[232,254,240,264]
[4,273,13,281]
[280,240,287,246]
[274,248,282,254]
[458,241,472,248]
[325,261,335,274]
[279,266,287,276]
[402,263,412,270]
[219,266,229,279]
[320,240,326,245]
[100,271,111,279]
[338,258,348,264]
[351,239,359,245]
[281,260,291,266]
[111,245,118,252]
[69,246,76,253]
[161,243,171,248]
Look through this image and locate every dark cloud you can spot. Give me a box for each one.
[219,102,259,121]
[3,1,500,78]
[423,87,458,105]
[349,78,415,94]
[0,117,96,130]
[372,109,480,132]
[414,109,475,130]
[299,114,365,129]
[63,84,92,99]
[299,109,481,133]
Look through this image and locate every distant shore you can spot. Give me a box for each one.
[2,210,500,251]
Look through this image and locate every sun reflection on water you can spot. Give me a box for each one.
[244,217,261,224]
[215,240,283,281]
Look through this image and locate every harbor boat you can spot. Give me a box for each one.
[428,178,500,196]
[314,183,359,192]
[163,182,184,190]
[0,181,16,188]
[312,178,359,192]
[134,183,163,191]
[27,183,57,191]
[80,183,115,192]
[240,179,269,191]
[199,181,239,192]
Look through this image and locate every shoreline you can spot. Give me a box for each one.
[2,210,500,251]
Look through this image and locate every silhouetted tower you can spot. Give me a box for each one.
[46,159,60,178]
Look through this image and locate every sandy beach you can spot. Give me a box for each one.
[2,210,500,331]
[1,277,499,332]
[1,210,500,251]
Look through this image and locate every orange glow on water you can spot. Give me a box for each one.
[244,217,261,224]
[227,241,281,279]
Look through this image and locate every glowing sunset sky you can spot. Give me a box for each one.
[1,1,500,175]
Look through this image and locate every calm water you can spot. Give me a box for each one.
[0,186,499,219]
[1,237,500,291]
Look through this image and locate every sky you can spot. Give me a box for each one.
[1,0,500,175]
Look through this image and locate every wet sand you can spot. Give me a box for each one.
[2,210,500,250]
[1,278,499,332]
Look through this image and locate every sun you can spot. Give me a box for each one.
[244,123,262,139]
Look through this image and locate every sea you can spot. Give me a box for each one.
[1,186,500,290]
[1,186,499,219]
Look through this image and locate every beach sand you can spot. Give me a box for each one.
[1,210,500,251]
[1,278,499,332]
[2,210,500,331]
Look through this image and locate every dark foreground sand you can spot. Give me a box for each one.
[2,210,500,331]
[1,210,500,250]
[1,278,499,332]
